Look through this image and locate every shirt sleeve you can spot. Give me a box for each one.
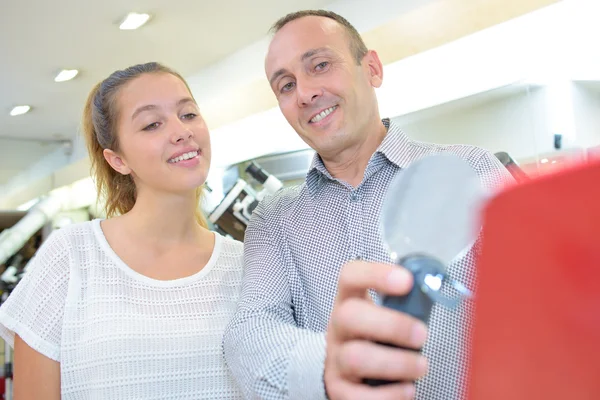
[0,229,71,362]
[473,150,516,192]
[223,198,328,400]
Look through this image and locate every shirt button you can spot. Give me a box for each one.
[350,193,359,201]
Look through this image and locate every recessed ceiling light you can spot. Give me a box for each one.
[55,69,79,82]
[119,13,151,30]
[10,105,31,116]
[540,158,549,164]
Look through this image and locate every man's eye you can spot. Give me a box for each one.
[315,61,329,71]
[281,82,296,93]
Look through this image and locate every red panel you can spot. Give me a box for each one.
[468,160,600,400]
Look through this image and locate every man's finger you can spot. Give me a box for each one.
[337,261,413,302]
[332,298,428,348]
[326,378,416,400]
[337,339,428,381]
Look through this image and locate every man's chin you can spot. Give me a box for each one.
[304,122,339,137]
[310,136,348,156]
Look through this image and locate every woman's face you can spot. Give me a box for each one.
[105,72,211,196]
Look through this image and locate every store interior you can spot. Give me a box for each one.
[1,0,599,397]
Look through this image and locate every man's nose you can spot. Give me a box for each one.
[296,78,322,107]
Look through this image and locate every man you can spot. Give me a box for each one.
[223,10,512,400]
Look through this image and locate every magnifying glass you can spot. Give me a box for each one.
[365,153,487,386]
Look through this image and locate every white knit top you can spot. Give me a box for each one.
[0,219,245,399]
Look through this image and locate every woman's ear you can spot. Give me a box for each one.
[103,148,132,175]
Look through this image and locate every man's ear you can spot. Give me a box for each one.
[103,148,132,175]
[363,50,384,88]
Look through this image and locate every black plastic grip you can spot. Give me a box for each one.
[363,255,443,386]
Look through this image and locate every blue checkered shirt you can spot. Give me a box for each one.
[224,119,513,400]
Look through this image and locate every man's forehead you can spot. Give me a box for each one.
[265,16,344,71]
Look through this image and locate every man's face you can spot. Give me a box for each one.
[265,16,383,157]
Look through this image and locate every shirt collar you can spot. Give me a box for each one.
[306,153,330,197]
[376,118,414,169]
[306,118,413,197]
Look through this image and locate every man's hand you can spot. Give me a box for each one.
[324,261,429,400]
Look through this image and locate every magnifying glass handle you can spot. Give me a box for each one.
[363,256,438,387]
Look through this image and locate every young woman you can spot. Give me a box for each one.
[0,62,245,399]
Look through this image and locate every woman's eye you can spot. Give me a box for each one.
[143,122,160,131]
[182,113,197,120]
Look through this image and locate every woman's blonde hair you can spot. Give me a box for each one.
[82,62,208,228]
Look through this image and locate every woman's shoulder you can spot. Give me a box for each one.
[31,220,98,256]
[218,233,243,252]
[35,220,109,268]
[49,219,98,241]
[212,232,244,268]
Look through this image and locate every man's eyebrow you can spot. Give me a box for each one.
[301,47,329,61]
[269,68,287,86]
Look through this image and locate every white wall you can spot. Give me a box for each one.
[391,85,553,162]
[572,82,600,149]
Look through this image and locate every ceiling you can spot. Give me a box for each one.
[0,0,573,205]
[0,0,330,185]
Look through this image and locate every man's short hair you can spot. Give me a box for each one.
[269,10,368,65]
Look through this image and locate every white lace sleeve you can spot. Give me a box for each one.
[0,229,71,361]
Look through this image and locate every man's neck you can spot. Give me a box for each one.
[321,120,387,188]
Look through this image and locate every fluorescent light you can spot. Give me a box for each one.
[54,69,79,82]
[119,13,150,30]
[10,105,31,116]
